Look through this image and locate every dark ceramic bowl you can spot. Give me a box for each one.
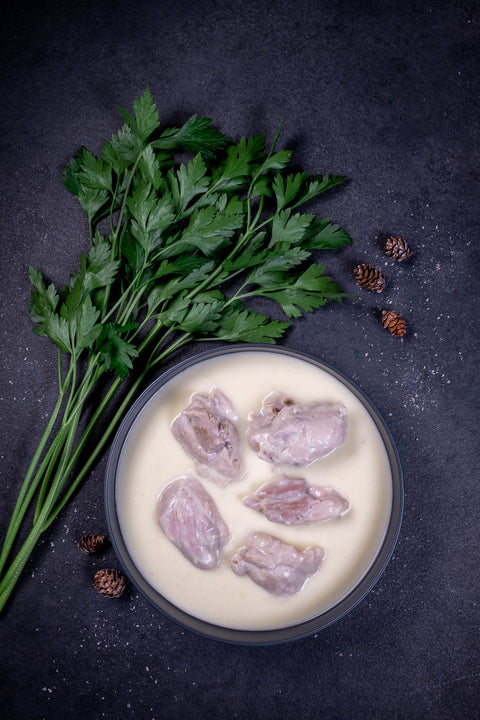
[105,345,403,645]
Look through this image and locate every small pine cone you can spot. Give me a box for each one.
[353,263,385,292]
[78,533,108,555]
[382,310,406,337]
[384,235,413,262]
[94,568,126,598]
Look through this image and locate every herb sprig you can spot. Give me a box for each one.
[0,88,351,611]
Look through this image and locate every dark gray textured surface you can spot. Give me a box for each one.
[1,1,478,718]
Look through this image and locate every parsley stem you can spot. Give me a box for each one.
[62,352,78,422]
[63,356,99,423]
[42,327,186,529]
[184,227,253,301]
[146,331,191,371]
[0,411,80,612]
[42,320,169,527]
[112,157,141,249]
[0,516,51,612]
[117,288,143,326]
[41,375,124,527]
[0,388,67,578]
[0,353,74,577]
[18,425,70,525]
[32,369,95,523]
[102,155,141,316]
[109,174,120,236]
[32,418,77,524]
[251,195,264,228]
[189,192,269,299]
[100,265,148,327]
[31,356,99,522]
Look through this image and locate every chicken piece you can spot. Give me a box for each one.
[246,392,347,466]
[157,474,230,569]
[243,475,350,525]
[171,387,244,486]
[231,531,324,596]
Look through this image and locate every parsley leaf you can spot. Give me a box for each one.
[28,267,59,327]
[146,261,215,314]
[269,209,312,246]
[175,301,223,334]
[245,247,310,287]
[127,181,176,253]
[258,263,347,318]
[168,154,210,213]
[116,87,160,144]
[138,145,164,190]
[163,200,244,257]
[272,172,308,210]
[70,296,101,352]
[273,172,347,211]
[152,115,230,158]
[96,322,139,379]
[215,308,290,344]
[41,311,72,353]
[302,216,352,249]
[211,135,266,191]
[65,147,112,193]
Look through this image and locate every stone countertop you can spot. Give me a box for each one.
[1,1,478,718]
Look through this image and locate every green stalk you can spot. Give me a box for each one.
[109,174,120,236]
[32,401,84,524]
[183,183,267,302]
[0,351,75,577]
[117,287,144,327]
[0,389,66,577]
[0,326,145,609]
[42,382,126,527]
[102,155,142,316]
[0,424,72,570]
[41,322,166,526]
[32,358,80,521]
[31,265,147,524]
[102,265,149,326]
[0,412,81,613]
[32,354,101,522]
[0,514,53,613]
[42,328,187,528]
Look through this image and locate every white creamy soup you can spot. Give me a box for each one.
[116,351,393,630]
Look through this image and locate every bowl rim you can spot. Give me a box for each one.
[105,343,404,645]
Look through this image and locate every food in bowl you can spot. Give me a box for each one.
[171,387,244,485]
[157,473,230,569]
[246,391,347,466]
[112,348,398,635]
[230,530,325,596]
[242,475,350,525]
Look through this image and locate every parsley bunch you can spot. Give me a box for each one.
[0,89,351,611]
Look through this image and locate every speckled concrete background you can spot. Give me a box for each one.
[1,1,478,718]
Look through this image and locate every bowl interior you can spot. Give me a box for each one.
[105,345,403,645]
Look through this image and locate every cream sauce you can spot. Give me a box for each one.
[116,351,393,630]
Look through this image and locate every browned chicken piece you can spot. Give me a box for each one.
[243,475,350,525]
[171,387,244,486]
[246,392,347,466]
[157,474,230,569]
[231,531,325,596]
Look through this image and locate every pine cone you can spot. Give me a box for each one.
[384,235,412,262]
[78,533,108,554]
[382,310,406,337]
[94,568,126,598]
[353,263,385,292]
